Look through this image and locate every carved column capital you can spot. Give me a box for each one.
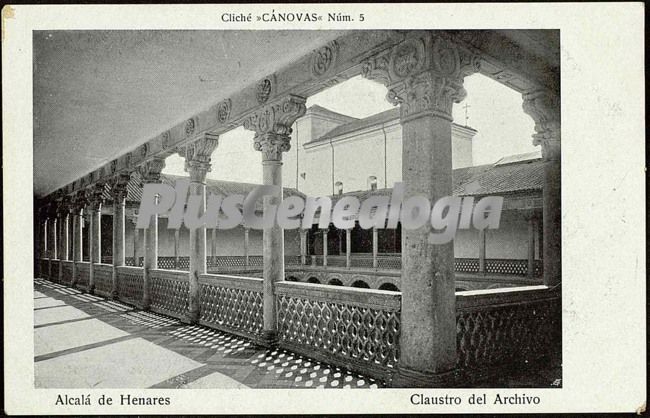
[85,183,105,211]
[253,133,292,162]
[138,157,166,184]
[522,89,560,161]
[179,133,219,183]
[242,95,306,161]
[362,32,480,122]
[108,172,131,201]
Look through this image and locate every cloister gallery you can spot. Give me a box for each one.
[34,30,561,387]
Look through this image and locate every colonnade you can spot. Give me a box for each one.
[36,30,560,387]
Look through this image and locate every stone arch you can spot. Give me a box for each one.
[286,276,299,282]
[378,282,400,292]
[351,280,370,289]
[328,278,343,286]
[307,276,320,284]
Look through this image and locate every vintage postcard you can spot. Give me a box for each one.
[2,3,645,414]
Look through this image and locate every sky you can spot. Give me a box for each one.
[163,74,538,183]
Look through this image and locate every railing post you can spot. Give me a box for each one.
[174,228,180,269]
[138,157,166,310]
[243,94,306,347]
[523,90,561,287]
[364,32,480,386]
[179,134,218,323]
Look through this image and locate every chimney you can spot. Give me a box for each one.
[335,181,343,195]
[368,176,377,191]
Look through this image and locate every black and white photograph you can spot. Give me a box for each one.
[3,3,645,414]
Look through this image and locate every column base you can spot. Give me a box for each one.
[181,310,199,325]
[389,366,460,388]
[258,330,278,348]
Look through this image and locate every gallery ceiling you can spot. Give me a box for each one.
[33,30,349,197]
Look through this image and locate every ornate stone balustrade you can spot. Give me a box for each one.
[61,261,74,285]
[93,263,113,298]
[198,273,264,340]
[455,285,561,372]
[76,262,90,290]
[275,281,401,380]
[116,266,144,308]
[149,269,189,319]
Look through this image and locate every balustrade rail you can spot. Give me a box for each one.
[455,286,561,371]
[93,264,114,297]
[116,266,144,308]
[61,261,74,285]
[149,269,189,319]
[199,273,264,340]
[275,282,401,380]
[76,262,90,289]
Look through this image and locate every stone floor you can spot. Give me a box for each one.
[33,278,382,389]
[34,278,561,389]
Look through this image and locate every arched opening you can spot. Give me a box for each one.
[378,282,399,292]
[351,280,370,289]
[307,277,320,284]
[328,278,343,286]
[286,276,299,282]
[456,287,469,292]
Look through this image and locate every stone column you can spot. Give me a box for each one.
[523,90,561,287]
[372,227,379,269]
[346,228,352,268]
[179,134,218,323]
[299,229,307,265]
[322,229,328,267]
[86,184,104,294]
[478,228,486,274]
[244,227,250,268]
[243,94,306,346]
[210,228,217,267]
[527,214,536,279]
[110,173,130,298]
[364,32,479,386]
[138,158,166,310]
[71,197,84,287]
[174,229,180,269]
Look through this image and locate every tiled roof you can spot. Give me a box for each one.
[330,154,543,204]
[306,108,400,145]
[105,173,304,207]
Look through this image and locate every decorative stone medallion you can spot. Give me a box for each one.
[311,41,337,77]
[391,39,422,78]
[161,130,171,149]
[110,159,117,173]
[140,143,148,159]
[432,37,459,76]
[185,118,196,137]
[217,99,232,124]
[256,79,272,104]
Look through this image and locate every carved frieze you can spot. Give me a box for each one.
[108,172,132,201]
[185,118,196,137]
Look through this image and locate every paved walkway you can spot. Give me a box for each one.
[33,279,381,389]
